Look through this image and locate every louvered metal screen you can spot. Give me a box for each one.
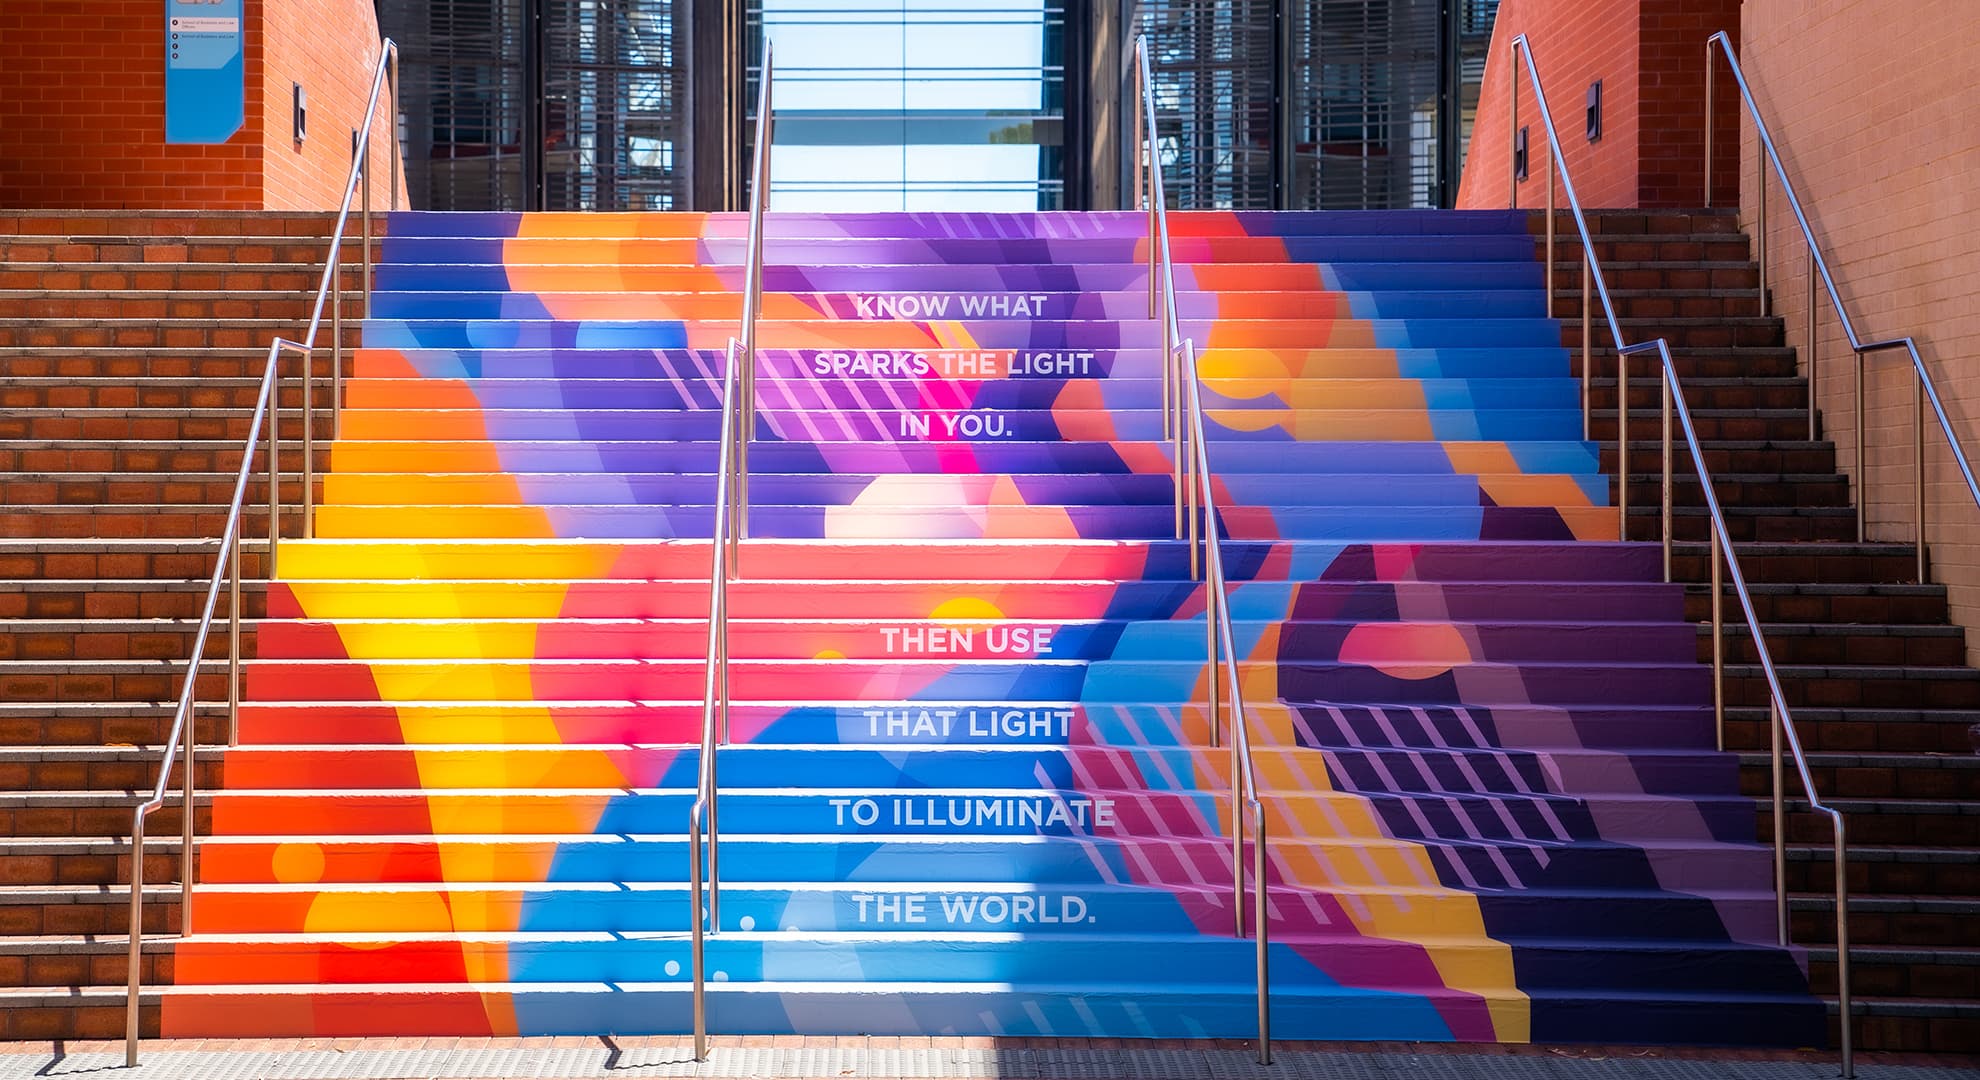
[381,0,687,210]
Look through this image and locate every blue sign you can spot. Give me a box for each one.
[165,0,245,144]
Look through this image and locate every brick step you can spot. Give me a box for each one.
[1808,946,1980,1000]
[0,475,315,507]
[0,745,218,792]
[0,409,333,442]
[0,986,152,1039]
[1599,441,1838,476]
[1682,581,1949,626]
[0,580,271,621]
[0,619,261,661]
[1562,316,1783,351]
[0,703,234,748]
[0,440,323,476]
[1699,622,1968,667]
[1588,376,1808,413]
[0,836,182,888]
[1625,504,1859,543]
[0,792,205,839]
[1615,474,1851,512]
[1744,752,1980,803]
[0,319,357,350]
[1588,409,1812,443]
[1542,235,1754,263]
[1723,662,1980,711]
[0,347,347,380]
[0,237,358,265]
[0,264,360,292]
[1530,209,1744,236]
[1724,706,1980,757]
[1552,291,1763,321]
[0,540,269,581]
[0,660,239,705]
[0,885,179,936]
[0,504,305,541]
[1787,844,1979,897]
[0,935,172,987]
[1792,895,1980,949]
[1558,263,1763,293]
[0,210,347,236]
[1574,345,1800,381]
[1842,997,1980,1054]
[1763,800,1980,847]
[0,292,362,320]
[1668,542,1925,586]
[0,378,337,411]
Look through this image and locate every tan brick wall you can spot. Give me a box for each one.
[1738,0,1980,658]
[260,0,403,211]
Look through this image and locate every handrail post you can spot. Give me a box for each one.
[1662,365,1673,581]
[1915,375,1926,583]
[1807,243,1818,442]
[1711,522,1724,751]
[1771,698,1788,947]
[1703,41,1715,207]
[1582,249,1592,440]
[1854,349,1865,542]
[267,358,280,575]
[1507,40,1518,209]
[1835,817,1854,1079]
[1545,157,1555,318]
[1618,346,1629,538]
[1755,143,1768,316]
[360,130,373,312]
[229,530,241,746]
[124,811,145,1066]
[388,44,401,213]
[1253,802,1270,1066]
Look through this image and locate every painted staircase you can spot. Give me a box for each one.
[23,210,1827,1044]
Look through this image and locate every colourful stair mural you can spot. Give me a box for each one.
[164,210,1824,1047]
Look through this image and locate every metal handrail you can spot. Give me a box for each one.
[1180,339,1272,1064]
[1705,32,1980,582]
[1132,36,1191,551]
[1509,35,1853,1076]
[689,40,773,1063]
[124,39,401,1067]
[1629,339,1855,1076]
[1133,32,1269,1065]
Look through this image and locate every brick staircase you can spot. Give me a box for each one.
[0,212,364,1039]
[1557,207,1980,1054]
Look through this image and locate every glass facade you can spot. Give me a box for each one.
[381,0,1494,212]
[751,0,1067,210]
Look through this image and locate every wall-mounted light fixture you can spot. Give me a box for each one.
[293,83,307,144]
[1587,80,1603,142]
[1514,126,1529,182]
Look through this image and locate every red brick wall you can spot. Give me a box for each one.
[0,0,265,209]
[1640,0,1740,207]
[261,0,401,211]
[1456,0,1739,210]
[0,0,400,210]
[1458,0,1641,211]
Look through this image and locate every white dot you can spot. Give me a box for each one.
[664,960,681,976]
[739,915,756,931]
[713,971,730,982]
